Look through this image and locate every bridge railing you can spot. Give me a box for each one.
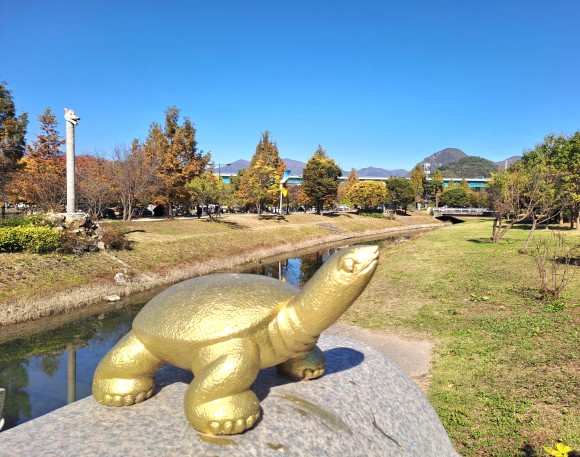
[432,207,492,216]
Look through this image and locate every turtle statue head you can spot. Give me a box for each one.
[93,245,379,435]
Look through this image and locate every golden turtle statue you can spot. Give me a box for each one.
[92,245,379,435]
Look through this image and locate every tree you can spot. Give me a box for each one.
[424,169,444,207]
[439,187,472,207]
[409,164,426,206]
[8,108,65,212]
[300,146,342,214]
[186,169,228,221]
[337,168,358,206]
[76,154,115,219]
[551,132,580,229]
[437,156,499,178]
[0,81,28,203]
[286,184,301,211]
[238,131,285,218]
[347,181,387,210]
[486,169,527,243]
[144,106,210,217]
[112,141,159,221]
[385,178,415,214]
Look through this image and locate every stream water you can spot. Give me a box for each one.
[0,234,416,431]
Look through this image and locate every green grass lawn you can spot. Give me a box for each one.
[346,220,579,457]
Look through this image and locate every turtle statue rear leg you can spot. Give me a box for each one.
[184,339,261,435]
[93,330,163,406]
[277,345,326,380]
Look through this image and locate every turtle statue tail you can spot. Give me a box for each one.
[268,245,379,359]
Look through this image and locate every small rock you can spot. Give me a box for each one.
[97,241,106,251]
[105,295,121,302]
[114,272,131,285]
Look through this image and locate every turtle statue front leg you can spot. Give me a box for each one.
[277,345,326,380]
[184,338,261,435]
[93,331,163,406]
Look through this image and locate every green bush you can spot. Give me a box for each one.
[0,226,62,253]
[358,209,385,218]
[0,227,22,251]
[0,214,54,228]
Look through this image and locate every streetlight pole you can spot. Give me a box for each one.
[217,163,232,180]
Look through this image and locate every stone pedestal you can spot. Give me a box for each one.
[0,335,458,456]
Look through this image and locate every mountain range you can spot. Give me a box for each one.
[215,148,521,178]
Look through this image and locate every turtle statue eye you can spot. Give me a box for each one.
[342,258,355,273]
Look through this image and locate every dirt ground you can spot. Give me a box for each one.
[327,322,433,392]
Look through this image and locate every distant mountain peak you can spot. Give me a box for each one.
[282,158,306,175]
[494,156,521,169]
[357,166,408,177]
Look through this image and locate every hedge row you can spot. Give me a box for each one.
[0,226,62,253]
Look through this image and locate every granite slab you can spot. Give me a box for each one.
[0,334,459,457]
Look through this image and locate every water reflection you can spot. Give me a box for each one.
[0,305,139,430]
[0,242,387,431]
[241,248,337,286]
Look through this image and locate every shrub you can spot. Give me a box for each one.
[58,230,96,254]
[101,224,133,250]
[358,210,385,219]
[0,226,62,253]
[0,227,22,251]
[0,214,55,228]
[533,231,579,298]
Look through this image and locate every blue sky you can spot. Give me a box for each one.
[2,1,579,171]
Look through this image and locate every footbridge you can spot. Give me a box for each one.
[432,207,494,218]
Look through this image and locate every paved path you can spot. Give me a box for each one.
[326,322,433,391]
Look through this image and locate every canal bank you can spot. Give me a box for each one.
[1,213,444,327]
[0,236,437,432]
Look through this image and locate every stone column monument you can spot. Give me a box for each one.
[64,108,80,214]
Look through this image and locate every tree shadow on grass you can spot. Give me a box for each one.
[510,224,572,232]
[506,286,542,301]
[217,220,245,230]
[322,212,351,218]
[467,238,493,244]
[555,256,580,266]
[467,237,519,245]
[259,214,287,222]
